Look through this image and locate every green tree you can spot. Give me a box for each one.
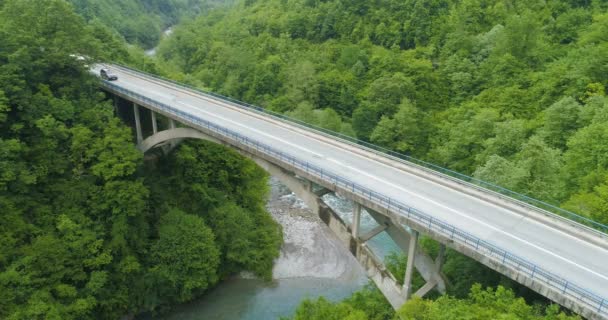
[476,119,528,165]
[289,297,368,320]
[475,136,564,202]
[430,108,500,172]
[148,209,220,305]
[396,285,580,320]
[563,121,608,191]
[316,108,343,132]
[539,97,582,149]
[474,155,529,192]
[370,99,425,154]
[563,174,608,224]
[0,1,282,318]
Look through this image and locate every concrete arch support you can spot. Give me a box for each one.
[137,127,221,153]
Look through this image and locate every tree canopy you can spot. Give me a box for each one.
[0,1,281,319]
[67,0,233,48]
[151,0,607,318]
[156,0,608,225]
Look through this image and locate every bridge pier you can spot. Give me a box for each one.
[151,111,158,134]
[113,95,118,115]
[352,203,361,240]
[403,229,419,299]
[366,210,447,295]
[436,244,446,273]
[133,103,143,144]
[248,159,448,306]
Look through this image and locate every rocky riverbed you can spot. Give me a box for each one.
[269,179,365,282]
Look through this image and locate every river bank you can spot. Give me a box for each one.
[160,177,369,319]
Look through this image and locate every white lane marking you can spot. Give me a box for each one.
[116,71,608,284]
[169,99,608,283]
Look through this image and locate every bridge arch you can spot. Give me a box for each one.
[137,126,447,306]
[137,128,337,215]
[137,127,221,153]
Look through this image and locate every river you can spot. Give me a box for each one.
[159,177,399,319]
[145,27,174,57]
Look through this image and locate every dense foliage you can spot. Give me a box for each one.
[2,0,605,318]
[0,0,280,319]
[157,0,608,225]
[397,285,579,320]
[287,285,579,320]
[68,0,232,48]
[148,0,608,317]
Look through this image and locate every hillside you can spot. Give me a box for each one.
[1,0,606,319]
[157,0,608,224]
[68,0,233,48]
[0,1,280,319]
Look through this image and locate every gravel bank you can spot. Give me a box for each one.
[266,177,365,281]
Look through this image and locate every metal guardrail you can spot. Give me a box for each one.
[107,63,608,236]
[102,80,607,317]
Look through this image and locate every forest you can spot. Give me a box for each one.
[1,0,607,319]
[156,0,608,226]
[147,0,607,317]
[67,0,232,48]
[0,0,281,319]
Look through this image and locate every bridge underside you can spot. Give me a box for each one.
[137,123,448,309]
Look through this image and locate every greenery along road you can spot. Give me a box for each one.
[0,1,281,319]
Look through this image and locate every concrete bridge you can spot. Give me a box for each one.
[96,64,608,319]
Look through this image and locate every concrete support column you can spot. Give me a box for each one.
[403,229,419,299]
[133,103,143,144]
[167,118,177,148]
[151,111,158,134]
[435,244,446,272]
[306,180,313,193]
[352,203,362,239]
[113,95,118,115]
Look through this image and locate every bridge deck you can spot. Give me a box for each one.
[97,65,608,307]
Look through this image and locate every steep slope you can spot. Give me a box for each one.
[157,0,608,224]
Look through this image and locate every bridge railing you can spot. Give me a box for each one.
[102,80,607,317]
[107,63,608,237]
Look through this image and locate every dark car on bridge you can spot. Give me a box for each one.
[100,68,118,81]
